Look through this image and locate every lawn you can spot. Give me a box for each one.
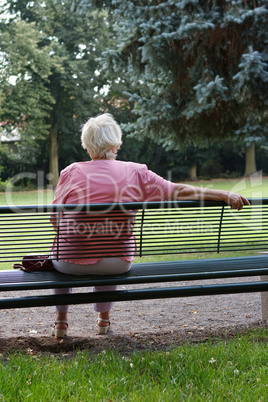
[194,175,267,198]
[0,329,268,401]
[0,189,54,206]
[0,175,267,206]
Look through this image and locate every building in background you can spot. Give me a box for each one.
[0,123,20,153]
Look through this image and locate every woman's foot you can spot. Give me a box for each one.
[52,321,68,338]
[97,311,110,334]
[52,312,68,338]
[97,318,110,334]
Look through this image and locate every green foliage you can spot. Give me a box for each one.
[0,0,118,175]
[0,19,56,139]
[96,0,268,149]
[0,179,7,192]
[1,0,267,182]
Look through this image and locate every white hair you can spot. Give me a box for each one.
[81,113,122,159]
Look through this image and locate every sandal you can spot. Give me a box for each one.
[97,318,110,335]
[51,320,68,338]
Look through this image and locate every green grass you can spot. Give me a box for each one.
[134,249,258,264]
[189,175,267,198]
[0,189,54,206]
[0,329,268,401]
[0,176,267,206]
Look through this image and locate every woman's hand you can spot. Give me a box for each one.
[225,192,250,210]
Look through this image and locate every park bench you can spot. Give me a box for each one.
[0,199,268,319]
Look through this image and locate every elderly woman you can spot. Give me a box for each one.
[51,113,249,338]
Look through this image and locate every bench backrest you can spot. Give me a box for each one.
[0,199,267,263]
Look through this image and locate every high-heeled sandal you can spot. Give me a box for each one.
[51,320,68,338]
[97,318,110,334]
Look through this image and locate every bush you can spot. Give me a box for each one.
[0,179,8,192]
[199,159,224,178]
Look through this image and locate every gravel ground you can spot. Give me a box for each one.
[0,276,267,356]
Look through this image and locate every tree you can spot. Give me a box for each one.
[0,19,57,154]
[233,47,268,175]
[90,1,268,167]
[1,0,113,187]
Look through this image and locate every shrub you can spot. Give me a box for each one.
[199,159,224,178]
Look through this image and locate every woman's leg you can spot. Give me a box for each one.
[53,287,72,332]
[52,258,132,332]
[90,258,131,314]
[52,259,74,320]
[91,258,132,331]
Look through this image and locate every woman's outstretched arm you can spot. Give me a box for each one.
[169,183,250,210]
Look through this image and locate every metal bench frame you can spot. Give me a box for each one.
[0,199,267,317]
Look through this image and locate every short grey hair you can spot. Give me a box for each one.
[81,113,122,159]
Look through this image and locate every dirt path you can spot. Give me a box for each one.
[0,277,267,355]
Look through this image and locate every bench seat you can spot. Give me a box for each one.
[0,255,267,310]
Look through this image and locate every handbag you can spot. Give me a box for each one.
[13,255,55,272]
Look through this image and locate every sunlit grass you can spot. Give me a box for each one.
[0,190,54,206]
[189,175,267,198]
[0,176,267,206]
[0,329,268,401]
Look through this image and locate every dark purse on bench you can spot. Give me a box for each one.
[13,255,55,272]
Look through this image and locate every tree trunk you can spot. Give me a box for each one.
[244,143,257,176]
[49,122,59,188]
[189,162,197,181]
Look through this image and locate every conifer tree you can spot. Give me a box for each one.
[89,0,268,172]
